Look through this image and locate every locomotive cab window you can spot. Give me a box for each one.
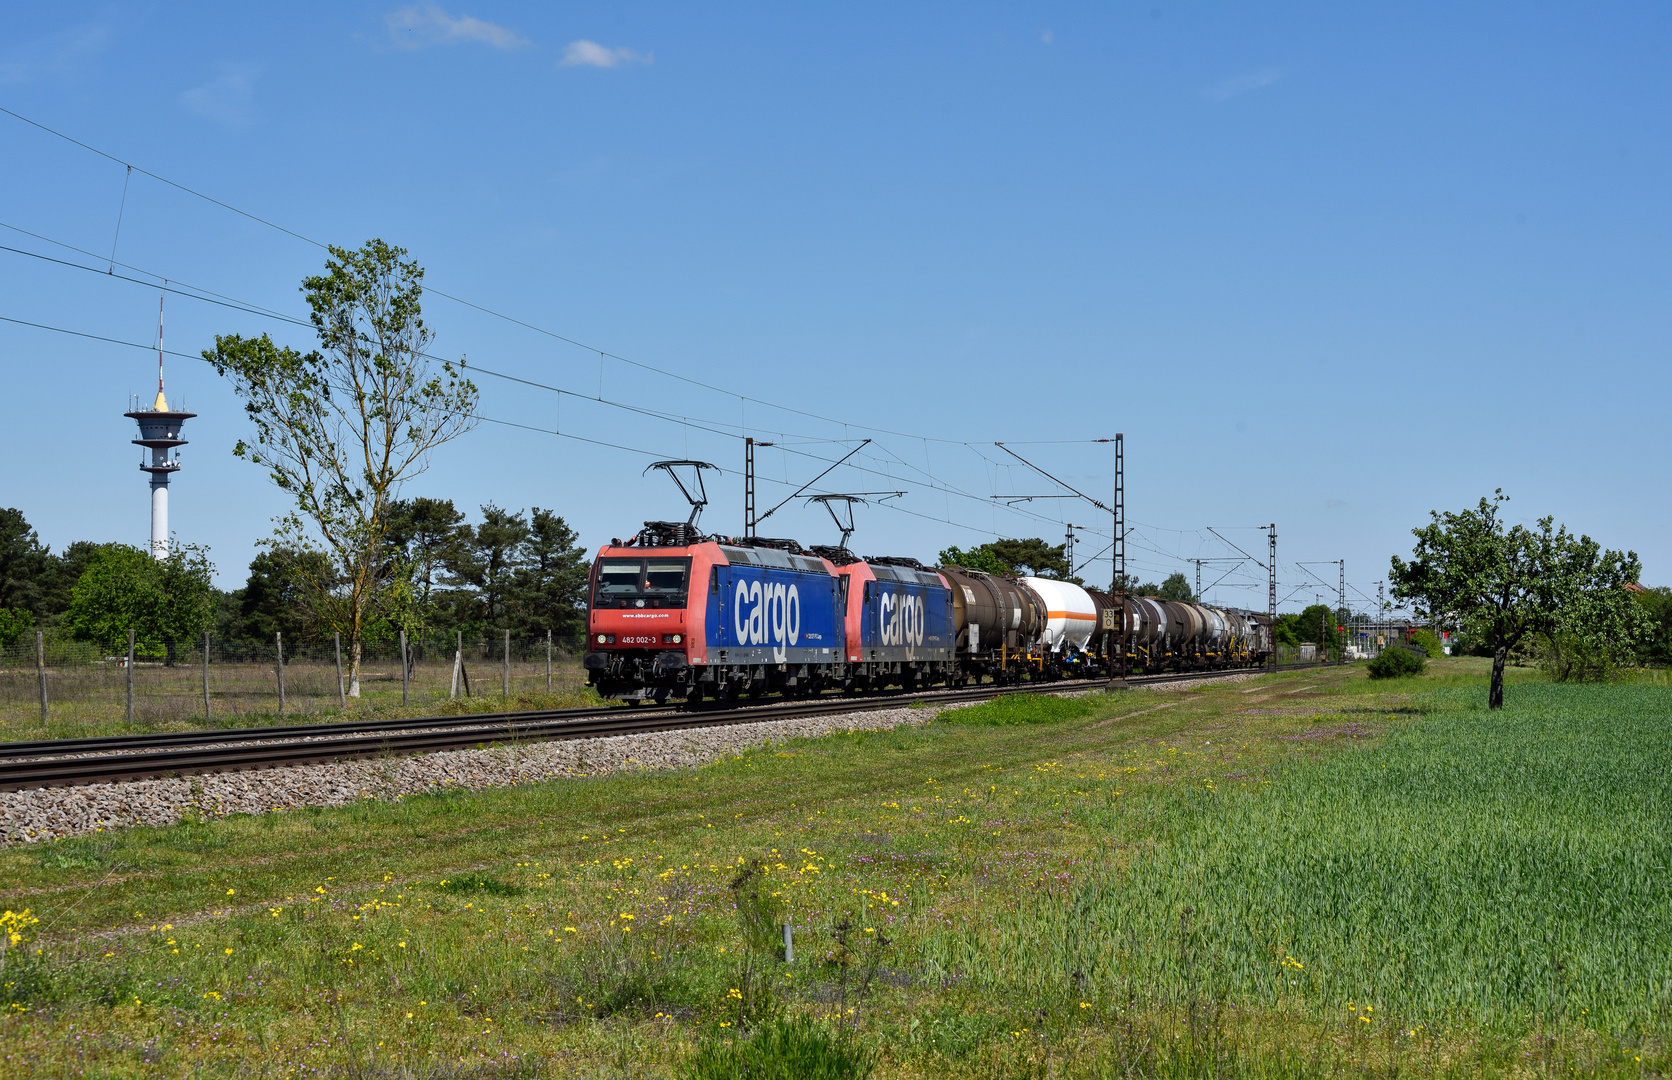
[645,561,690,596]
[596,559,643,599]
[593,558,692,608]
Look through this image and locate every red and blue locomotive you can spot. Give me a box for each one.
[583,519,957,702]
[583,464,1274,701]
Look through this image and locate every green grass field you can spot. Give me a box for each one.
[2,659,1668,1077]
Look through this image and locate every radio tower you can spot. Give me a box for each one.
[123,291,195,558]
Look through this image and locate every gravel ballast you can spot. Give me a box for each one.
[1,705,943,844]
[1,674,1262,845]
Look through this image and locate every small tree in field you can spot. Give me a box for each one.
[1389,491,1640,708]
[207,239,477,696]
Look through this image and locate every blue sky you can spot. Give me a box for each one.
[2,3,1667,612]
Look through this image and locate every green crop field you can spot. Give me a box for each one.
[3,660,1669,1078]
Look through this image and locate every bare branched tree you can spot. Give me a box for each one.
[206,239,478,695]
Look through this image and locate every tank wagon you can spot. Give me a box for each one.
[584,520,1272,702]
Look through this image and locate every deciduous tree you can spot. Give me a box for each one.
[206,239,478,696]
[1155,572,1196,602]
[66,543,217,660]
[986,538,1076,581]
[938,538,1081,582]
[1389,491,1640,707]
[937,544,1010,577]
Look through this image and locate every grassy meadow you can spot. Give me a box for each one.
[3,659,1670,1077]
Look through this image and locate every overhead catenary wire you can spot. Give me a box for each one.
[2,300,1095,559]
[0,310,1074,548]
[0,311,685,464]
[0,105,1113,452]
[4,106,1329,573]
[0,230,1095,541]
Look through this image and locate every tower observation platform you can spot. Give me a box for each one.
[125,388,195,558]
[125,294,195,558]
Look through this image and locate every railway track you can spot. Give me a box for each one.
[0,664,1314,792]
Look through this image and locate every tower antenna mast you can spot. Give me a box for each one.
[156,286,165,399]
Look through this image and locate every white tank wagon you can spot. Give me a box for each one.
[1022,577,1099,652]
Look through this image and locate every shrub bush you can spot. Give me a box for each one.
[1541,630,1623,683]
[1408,629,1443,658]
[1367,646,1426,680]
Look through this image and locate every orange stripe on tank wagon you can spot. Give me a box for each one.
[1045,610,1097,620]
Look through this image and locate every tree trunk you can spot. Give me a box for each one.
[1489,646,1507,709]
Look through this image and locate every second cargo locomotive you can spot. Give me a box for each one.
[584,519,1273,702]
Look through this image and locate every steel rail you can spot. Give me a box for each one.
[0,701,656,758]
[0,664,1319,793]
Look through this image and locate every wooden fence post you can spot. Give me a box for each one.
[36,630,47,724]
[503,629,510,699]
[546,629,552,694]
[334,632,346,708]
[400,630,410,707]
[276,631,286,716]
[202,631,211,722]
[126,628,135,724]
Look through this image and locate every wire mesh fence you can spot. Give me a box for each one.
[3,629,1362,741]
[0,630,589,740]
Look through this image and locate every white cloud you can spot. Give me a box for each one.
[385,5,527,50]
[1201,66,1282,102]
[180,64,260,129]
[559,39,651,68]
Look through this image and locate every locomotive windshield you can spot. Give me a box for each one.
[593,557,691,608]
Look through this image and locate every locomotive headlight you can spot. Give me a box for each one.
[663,633,683,644]
[596,634,607,644]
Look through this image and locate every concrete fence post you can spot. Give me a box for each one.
[36,630,47,724]
[334,632,347,708]
[400,630,410,707]
[503,629,510,699]
[546,629,552,694]
[202,631,211,722]
[126,628,135,724]
[276,631,286,716]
